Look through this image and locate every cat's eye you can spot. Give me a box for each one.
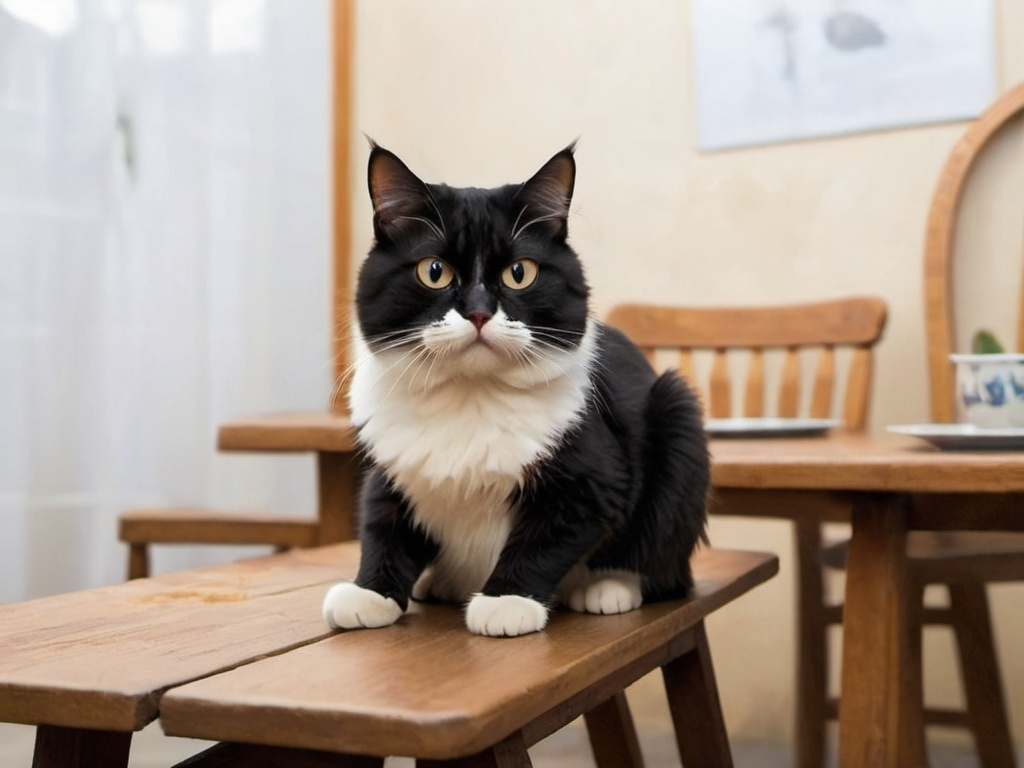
[415,258,455,290]
[501,260,539,290]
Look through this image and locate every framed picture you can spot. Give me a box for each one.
[691,0,997,150]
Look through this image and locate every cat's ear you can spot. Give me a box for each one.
[514,144,576,241]
[367,145,443,243]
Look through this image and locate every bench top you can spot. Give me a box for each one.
[0,545,357,732]
[160,547,778,759]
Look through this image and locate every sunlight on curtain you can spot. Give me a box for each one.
[0,0,332,602]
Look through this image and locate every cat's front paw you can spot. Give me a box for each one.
[465,594,548,637]
[322,582,403,630]
[566,572,643,615]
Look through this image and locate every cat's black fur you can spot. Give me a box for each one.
[338,144,709,632]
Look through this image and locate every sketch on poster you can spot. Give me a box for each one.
[691,0,997,151]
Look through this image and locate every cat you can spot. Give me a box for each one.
[322,143,710,637]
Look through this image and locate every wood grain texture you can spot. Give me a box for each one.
[947,583,1017,768]
[582,692,644,768]
[331,0,355,414]
[607,298,886,427]
[711,431,1024,495]
[119,509,319,547]
[0,545,358,732]
[837,496,925,768]
[317,450,360,544]
[217,411,359,453]
[159,548,778,760]
[606,298,887,349]
[662,622,734,768]
[923,81,1024,423]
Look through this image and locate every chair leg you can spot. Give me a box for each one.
[947,582,1016,768]
[417,730,532,768]
[793,520,828,768]
[662,621,733,768]
[896,580,928,768]
[127,543,150,580]
[583,691,645,768]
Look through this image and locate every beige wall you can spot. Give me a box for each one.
[350,0,1024,749]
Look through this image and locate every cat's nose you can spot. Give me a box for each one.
[468,311,492,331]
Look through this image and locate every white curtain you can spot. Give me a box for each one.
[0,0,333,602]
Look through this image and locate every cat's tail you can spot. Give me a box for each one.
[639,370,711,599]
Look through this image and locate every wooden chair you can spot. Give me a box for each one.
[907,80,1024,768]
[606,296,887,768]
[118,0,358,579]
[611,282,1024,766]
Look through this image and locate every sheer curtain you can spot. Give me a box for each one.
[0,0,332,603]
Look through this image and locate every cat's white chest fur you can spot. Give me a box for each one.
[349,315,597,599]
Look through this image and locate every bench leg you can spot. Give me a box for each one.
[128,543,150,580]
[418,730,532,767]
[171,742,384,767]
[584,691,644,768]
[662,622,734,768]
[32,725,132,768]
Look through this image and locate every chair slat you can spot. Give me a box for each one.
[844,347,874,430]
[709,350,731,418]
[743,350,765,417]
[810,347,835,419]
[677,349,695,384]
[778,348,801,418]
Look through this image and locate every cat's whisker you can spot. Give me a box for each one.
[376,346,433,407]
[395,215,445,243]
[326,329,426,405]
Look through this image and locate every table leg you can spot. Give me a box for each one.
[317,451,360,543]
[32,725,132,768]
[837,494,926,768]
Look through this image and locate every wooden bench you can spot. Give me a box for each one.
[0,545,354,768]
[0,543,777,768]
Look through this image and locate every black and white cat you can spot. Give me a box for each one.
[322,144,709,637]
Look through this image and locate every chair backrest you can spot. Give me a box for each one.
[606,297,887,431]
[924,81,1024,422]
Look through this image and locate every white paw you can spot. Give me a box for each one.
[465,594,548,637]
[322,582,403,630]
[566,572,643,615]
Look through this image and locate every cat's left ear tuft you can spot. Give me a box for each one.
[515,144,577,241]
[367,145,442,243]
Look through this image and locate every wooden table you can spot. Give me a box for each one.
[189,414,1024,765]
[710,430,1024,768]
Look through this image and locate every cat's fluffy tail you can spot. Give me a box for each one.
[639,370,710,599]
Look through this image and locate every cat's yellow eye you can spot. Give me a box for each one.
[415,258,454,289]
[501,259,539,290]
